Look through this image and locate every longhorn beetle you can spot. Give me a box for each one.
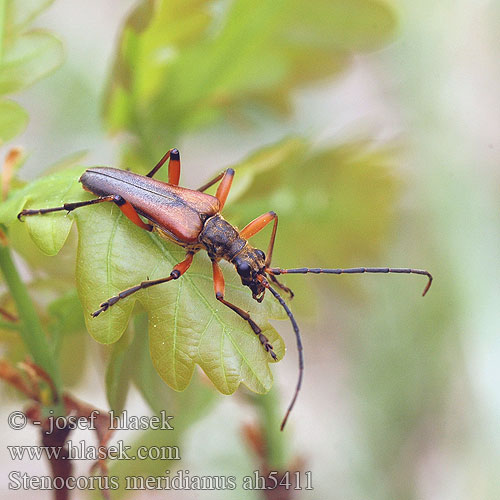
[18,148,433,430]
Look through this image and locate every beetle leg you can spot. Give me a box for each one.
[211,260,277,360]
[240,211,278,265]
[213,169,234,210]
[240,211,294,298]
[196,168,235,210]
[112,195,153,231]
[146,148,181,185]
[196,171,225,192]
[92,252,195,317]
[18,193,154,232]
[18,195,116,220]
[267,274,294,299]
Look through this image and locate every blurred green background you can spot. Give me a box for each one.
[1,0,500,499]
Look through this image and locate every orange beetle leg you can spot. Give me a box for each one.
[114,196,153,231]
[241,211,293,297]
[214,168,234,210]
[240,211,278,266]
[146,148,181,185]
[211,260,276,360]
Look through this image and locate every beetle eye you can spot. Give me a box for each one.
[236,260,252,277]
[255,249,265,261]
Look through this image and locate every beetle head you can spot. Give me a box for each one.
[232,246,267,302]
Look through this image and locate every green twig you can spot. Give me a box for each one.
[251,387,289,470]
[0,244,64,414]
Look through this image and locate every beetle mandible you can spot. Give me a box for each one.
[18,148,433,430]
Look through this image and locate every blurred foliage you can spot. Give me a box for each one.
[0,0,68,403]
[0,99,27,143]
[223,139,399,272]
[104,0,395,165]
[0,0,63,145]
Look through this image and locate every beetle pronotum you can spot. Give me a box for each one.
[18,148,432,430]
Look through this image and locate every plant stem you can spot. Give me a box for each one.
[252,387,289,470]
[0,245,64,414]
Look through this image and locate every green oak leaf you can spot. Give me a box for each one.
[2,163,287,396]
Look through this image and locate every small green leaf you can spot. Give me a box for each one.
[45,288,87,387]
[58,326,87,387]
[0,165,86,255]
[0,31,63,95]
[8,216,78,282]
[0,99,28,143]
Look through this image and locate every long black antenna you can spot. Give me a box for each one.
[263,280,303,431]
[268,266,433,297]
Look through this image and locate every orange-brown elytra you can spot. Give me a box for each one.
[17,148,433,430]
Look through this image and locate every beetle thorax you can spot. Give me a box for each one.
[198,215,246,261]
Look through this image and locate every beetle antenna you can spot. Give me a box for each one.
[267,266,433,297]
[260,278,303,431]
